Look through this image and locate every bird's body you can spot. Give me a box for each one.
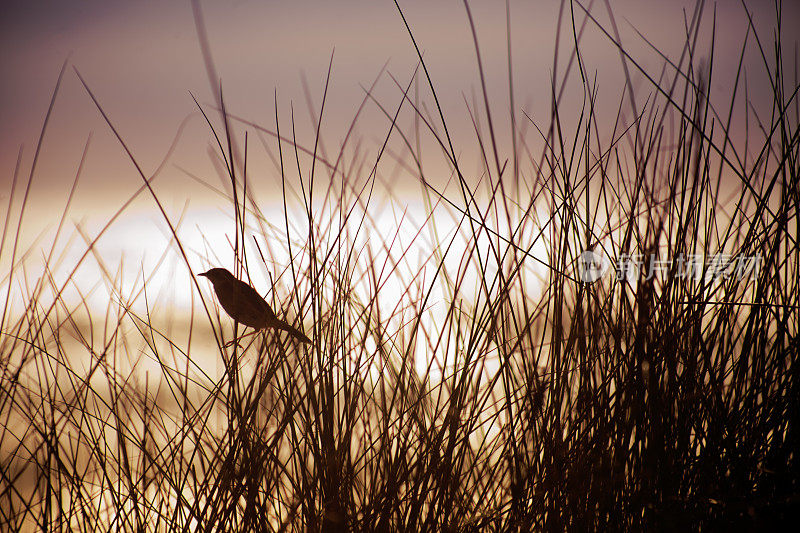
[199,268,311,344]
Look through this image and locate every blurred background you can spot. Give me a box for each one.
[1,0,795,311]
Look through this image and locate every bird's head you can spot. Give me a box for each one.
[198,268,235,285]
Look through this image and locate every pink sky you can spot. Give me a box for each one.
[1,0,795,304]
[3,0,791,189]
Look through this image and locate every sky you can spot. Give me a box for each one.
[1,0,796,311]
[3,0,791,189]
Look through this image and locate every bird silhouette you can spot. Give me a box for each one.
[199,267,311,344]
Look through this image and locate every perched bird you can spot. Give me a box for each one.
[199,267,311,344]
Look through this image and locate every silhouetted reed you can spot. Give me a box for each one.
[2,1,797,530]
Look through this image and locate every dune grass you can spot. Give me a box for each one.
[2,1,798,530]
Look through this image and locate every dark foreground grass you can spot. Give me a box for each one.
[2,1,799,530]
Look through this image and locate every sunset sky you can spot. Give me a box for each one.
[1,0,795,309]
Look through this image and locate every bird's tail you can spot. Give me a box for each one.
[277,320,312,344]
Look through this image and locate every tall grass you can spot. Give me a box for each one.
[2,0,798,530]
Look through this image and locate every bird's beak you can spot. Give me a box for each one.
[198,271,209,278]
